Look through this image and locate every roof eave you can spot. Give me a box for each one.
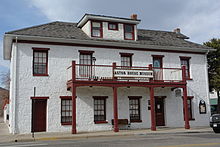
[3,35,13,60]
[77,14,141,28]
[3,34,214,60]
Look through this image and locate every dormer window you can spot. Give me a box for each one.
[91,21,103,38]
[124,24,134,40]
[108,22,118,30]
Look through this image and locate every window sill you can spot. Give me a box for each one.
[33,74,49,76]
[61,122,72,125]
[189,118,195,121]
[130,120,142,123]
[186,78,193,81]
[94,121,108,124]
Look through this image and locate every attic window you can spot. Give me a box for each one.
[108,22,118,30]
[124,24,134,40]
[91,21,103,38]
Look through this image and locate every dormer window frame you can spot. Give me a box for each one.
[91,20,103,38]
[108,22,118,31]
[124,24,135,40]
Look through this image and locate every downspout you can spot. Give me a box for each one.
[205,50,211,115]
[12,37,18,134]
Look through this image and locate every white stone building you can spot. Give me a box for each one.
[3,14,214,134]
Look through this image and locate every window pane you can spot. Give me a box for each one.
[61,99,72,123]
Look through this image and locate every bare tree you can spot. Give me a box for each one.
[0,70,10,90]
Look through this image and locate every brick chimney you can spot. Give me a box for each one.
[173,28,181,34]
[130,14,137,20]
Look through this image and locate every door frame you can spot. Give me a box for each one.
[31,97,49,132]
[155,96,166,126]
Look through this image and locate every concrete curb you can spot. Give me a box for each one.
[31,130,214,142]
[1,129,213,143]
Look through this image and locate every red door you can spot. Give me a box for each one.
[155,98,165,126]
[32,99,47,132]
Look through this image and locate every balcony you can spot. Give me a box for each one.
[67,62,187,88]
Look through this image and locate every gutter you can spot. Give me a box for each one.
[3,34,215,60]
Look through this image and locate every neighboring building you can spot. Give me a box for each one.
[3,14,214,134]
[0,87,9,117]
[210,90,218,114]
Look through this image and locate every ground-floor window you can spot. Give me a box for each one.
[129,96,142,122]
[60,96,72,125]
[183,96,194,120]
[93,96,107,123]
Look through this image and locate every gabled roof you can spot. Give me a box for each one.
[5,21,209,49]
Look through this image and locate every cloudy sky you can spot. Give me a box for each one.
[0,0,220,86]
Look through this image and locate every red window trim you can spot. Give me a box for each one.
[130,120,142,123]
[108,22,118,31]
[179,56,191,60]
[180,56,191,80]
[33,49,49,76]
[128,96,142,99]
[120,52,134,57]
[94,121,108,124]
[152,55,164,58]
[78,50,94,55]
[182,96,195,121]
[128,96,142,123]
[93,96,108,99]
[60,96,72,100]
[61,122,72,125]
[121,53,133,67]
[91,20,103,38]
[93,96,107,123]
[30,97,49,99]
[32,47,50,51]
[152,55,164,68]
[124,24,135,40]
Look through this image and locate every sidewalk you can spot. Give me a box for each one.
[0,123,213,143]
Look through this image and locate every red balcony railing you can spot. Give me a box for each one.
[67,62,184,83]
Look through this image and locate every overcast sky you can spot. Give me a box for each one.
[0,0,220,86]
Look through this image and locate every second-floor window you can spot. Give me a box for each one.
[33,48,49,76]
[124,24,134,40]
[91,21,102,38]
[79,50,94,77]
[120,53,133,67]
[108,22,118,30]
[180,56,191,79]
[152,55,164,68]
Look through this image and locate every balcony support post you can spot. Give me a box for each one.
[182,65,190,129]
[150,86,156,131]
[71,61,77,134]
[113,86,119,132]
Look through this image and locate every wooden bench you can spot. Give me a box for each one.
[111,119,129,125]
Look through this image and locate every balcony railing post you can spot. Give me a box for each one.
[112,62,116,80]
[149,64,153,82]
[182,66,186,82]
[72,61,76,81]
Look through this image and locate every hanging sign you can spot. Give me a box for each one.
[199,100,206,114]
[114,69,153,78]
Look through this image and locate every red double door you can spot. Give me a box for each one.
[32,99,47,132]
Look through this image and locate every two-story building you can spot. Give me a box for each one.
[3,14,214,134]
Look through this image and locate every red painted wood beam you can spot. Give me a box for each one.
[150,87,156,131]
[182,66,190,129]
[113,86,119,132]
[183,86,190,129]
[72,61,77,134]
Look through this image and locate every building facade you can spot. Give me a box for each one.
[3,14,214,134]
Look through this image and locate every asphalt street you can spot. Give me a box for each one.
[0,132,219,147]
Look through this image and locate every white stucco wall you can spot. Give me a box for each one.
[9,42,210,134]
